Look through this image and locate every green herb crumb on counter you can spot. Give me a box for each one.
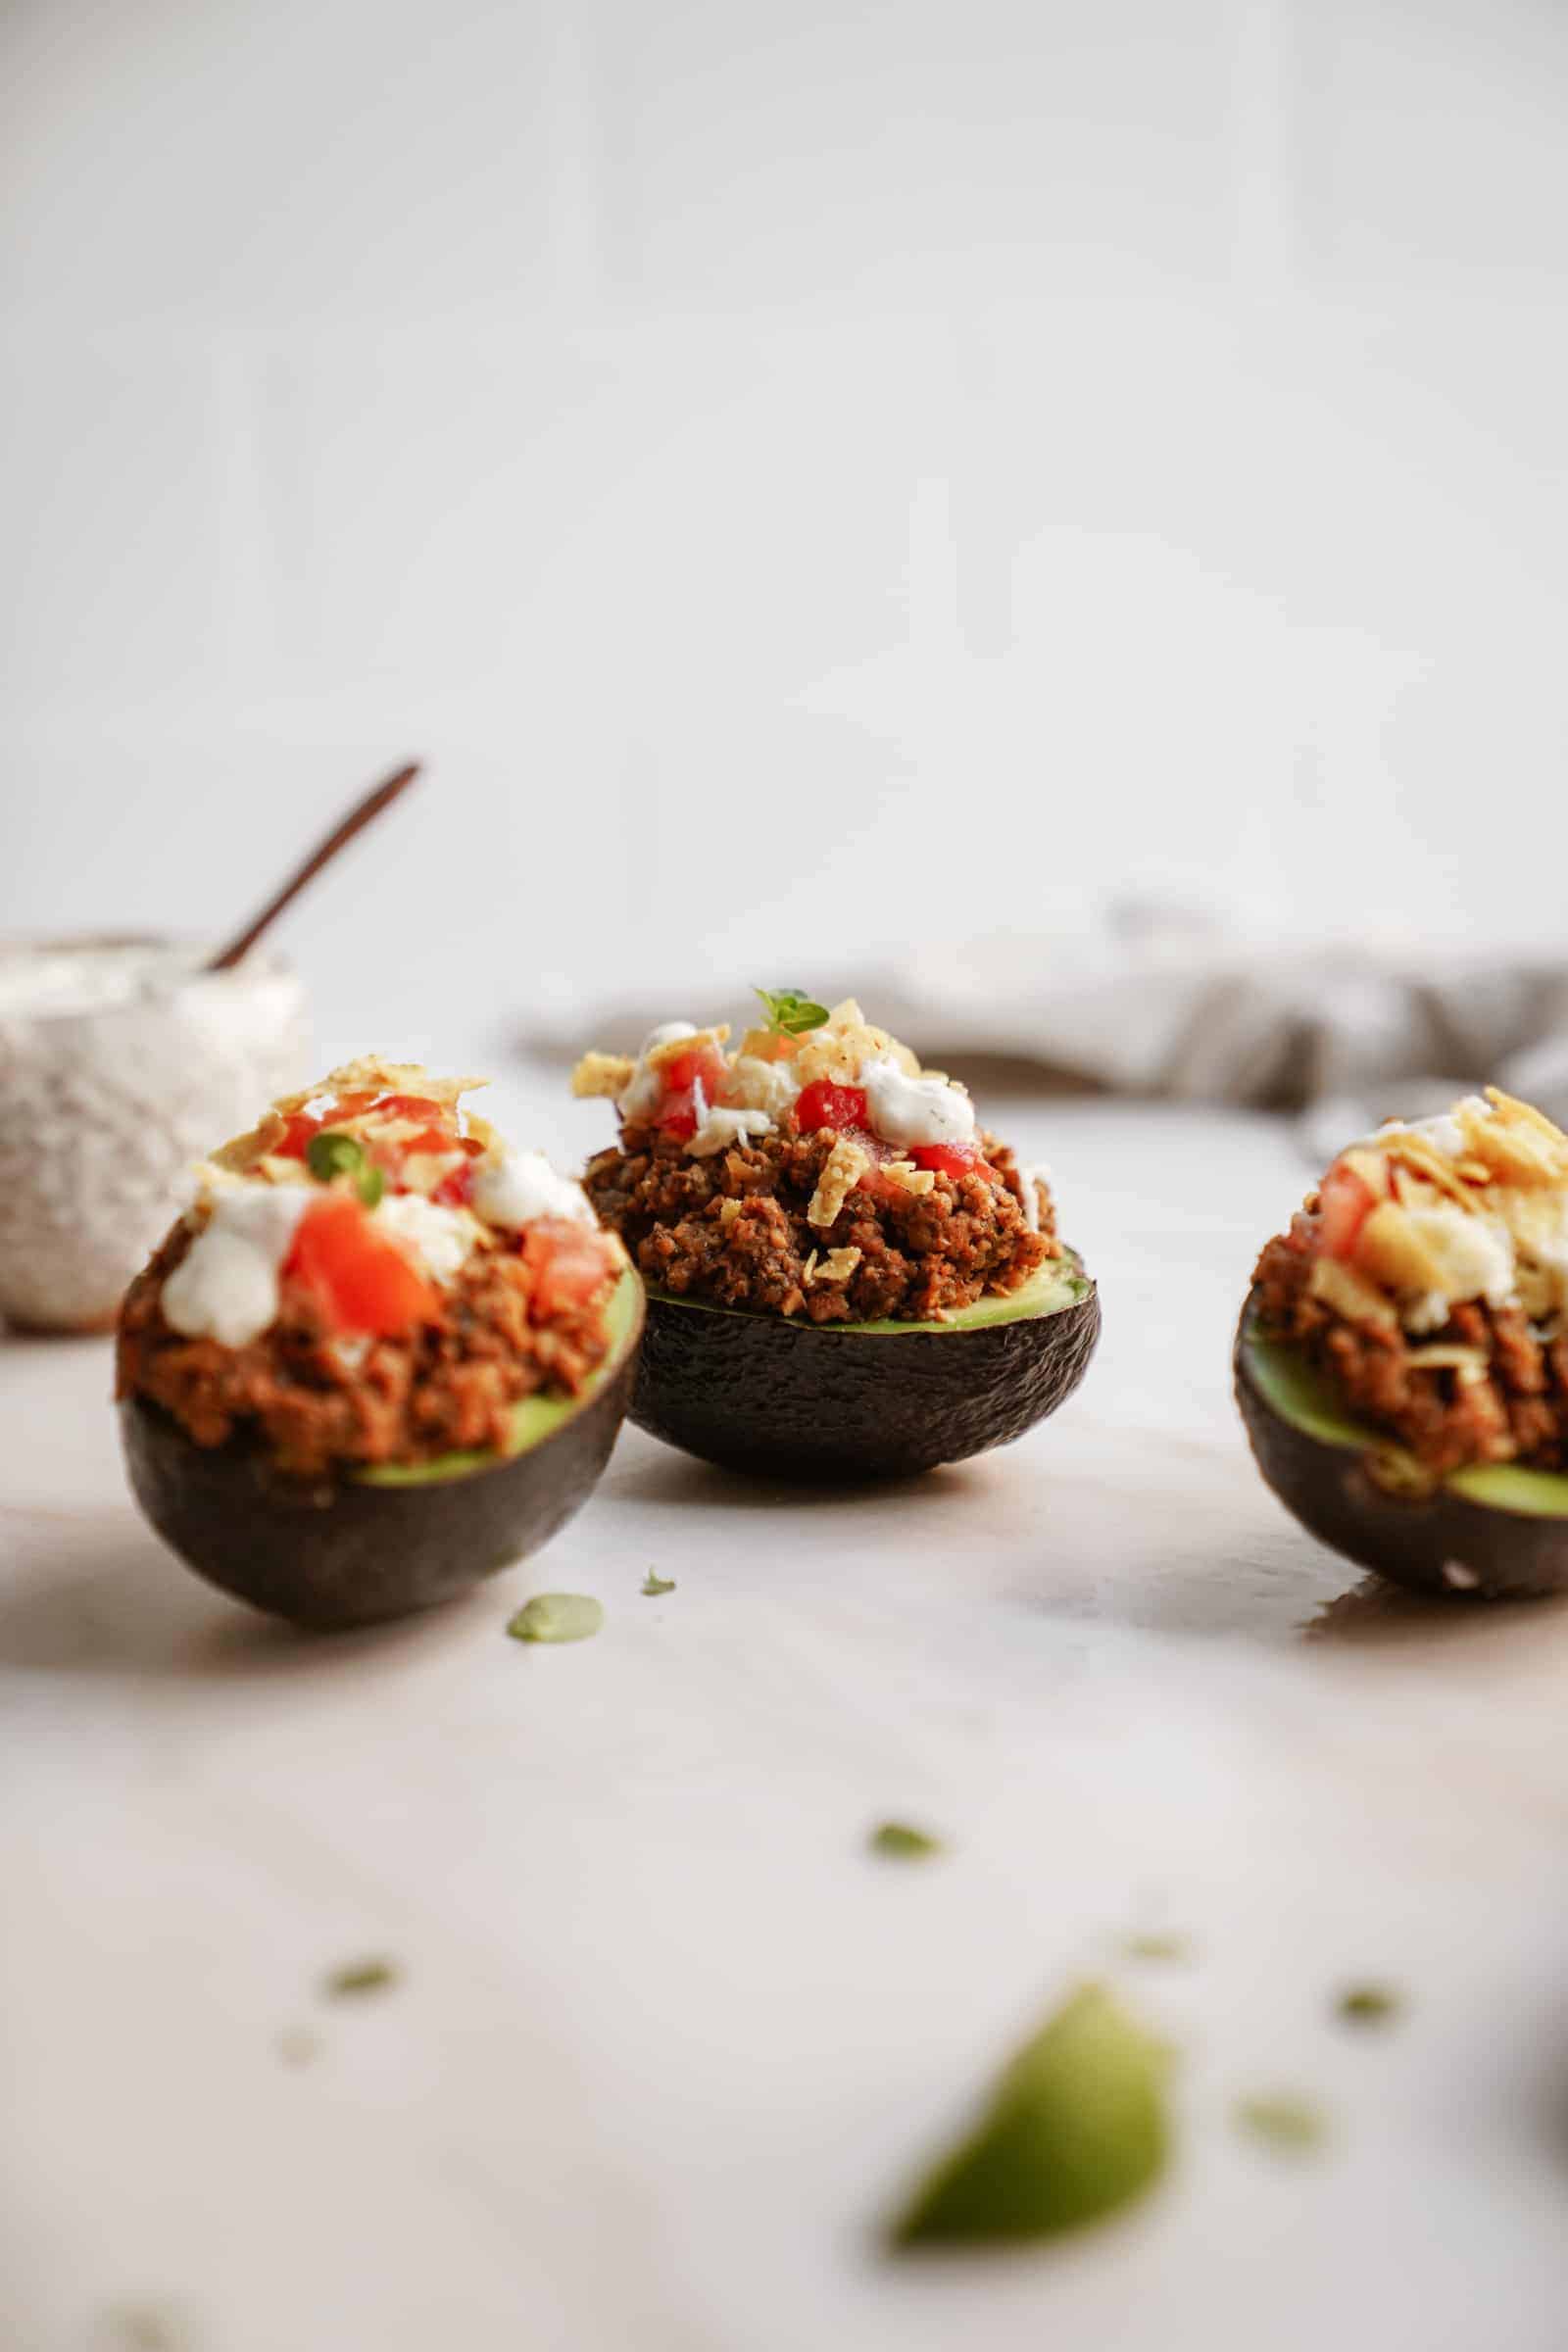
[321,1957,401,2000]
[869,1822,945,1860]
[1234,2092,1328,2153]
[507,1592,604,1644]
[888,1983,1172,2249]
[641,1570,676,1595]
[1336,1983,1403,2026]
[1124,1932,1191,1963]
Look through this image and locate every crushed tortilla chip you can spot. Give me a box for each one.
[1309,1252,1398,1328]
[1374,1133,1477,1209]
[791,999,920,1089]
[400,1151,464,1197]
[328,1056,483,1107]
[718,1198,743,1229]
[883,1157,937,1198]
[272,1058,484,1115]
[735,1027,800,1064]
[808,1135,869,1229]
[570,1051,636,1101]
[808,1247,861,1285]
[209,1107,289,1174]
[255,1154,312,1187]
[210,1060,485,1180]
[1458,1089,1568,1189]
[647,1025,730,1073]
[1355,1202,1449,1298]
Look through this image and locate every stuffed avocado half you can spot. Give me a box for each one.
[572,990,1100,1477]
[1237,1087,1568,1597]
[117,1058,642,1628]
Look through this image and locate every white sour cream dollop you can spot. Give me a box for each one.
[688,1105,773,1157]
[1017,1161,1053,1233]
[472,1150,596,1230]
[162,1187,309,1349]
[374,1193,477,1285]
[861,1057,976,1151]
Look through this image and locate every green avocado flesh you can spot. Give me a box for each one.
[646,1254,1093,1337]
[359,1266,644,1486]
[1241,1319,1568,1518]
[120,1267,644,1629]
[1235,1298,1568,1598]
[632,1251,1101,1480]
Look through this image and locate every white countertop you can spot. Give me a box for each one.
[4,1098,1565,2352]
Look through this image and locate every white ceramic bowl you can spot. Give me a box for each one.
[0,938,309,1332]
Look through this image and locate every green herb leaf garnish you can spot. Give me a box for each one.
[321,1956,400,2000]
[641,1570,676,1595]
[870,1821,944,1860]
[1234,2092,1327,2153]
[104,2302,189,2352]
[889,1982,1172,2247]
[1336,1983,1402,2026]
[507,1592,604,1644]
[306,1128,384,1207]
[1125,1932,1191,1963]
[753,986,830,1038]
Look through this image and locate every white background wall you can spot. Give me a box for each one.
[5,0,1568,1054]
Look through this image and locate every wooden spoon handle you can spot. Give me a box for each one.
[206,760,422,973]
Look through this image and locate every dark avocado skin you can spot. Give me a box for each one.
[1234,1290,1568,1599]
[120,1284,643,1631]
[631,1271,1101,1479]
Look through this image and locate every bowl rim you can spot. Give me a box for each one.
[0,932,301,1022]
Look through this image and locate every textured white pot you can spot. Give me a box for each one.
[0,939,309,1332]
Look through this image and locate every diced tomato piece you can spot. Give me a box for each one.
[910,1140,979,1178]
[276,1092,385,1157]
[274,1110,319,1158]
[653,1047,729,1137]
[521,1220,614,1318]
[634,1048,729,1139]
[368,1093,447,1124]
[284,1195,439,1336]
[659,1048,726,1095]
[431,1157,476,1208]
[657,1087,700,1140]
[795,1080,869,1135]
[1317,1158,1382,1260]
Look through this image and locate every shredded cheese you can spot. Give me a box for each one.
[570,1052,635,1101]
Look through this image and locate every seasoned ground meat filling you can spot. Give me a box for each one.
[586,1122,1055,1324]
[1253,1216,1568,1477]
[119,1221,613,1478]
